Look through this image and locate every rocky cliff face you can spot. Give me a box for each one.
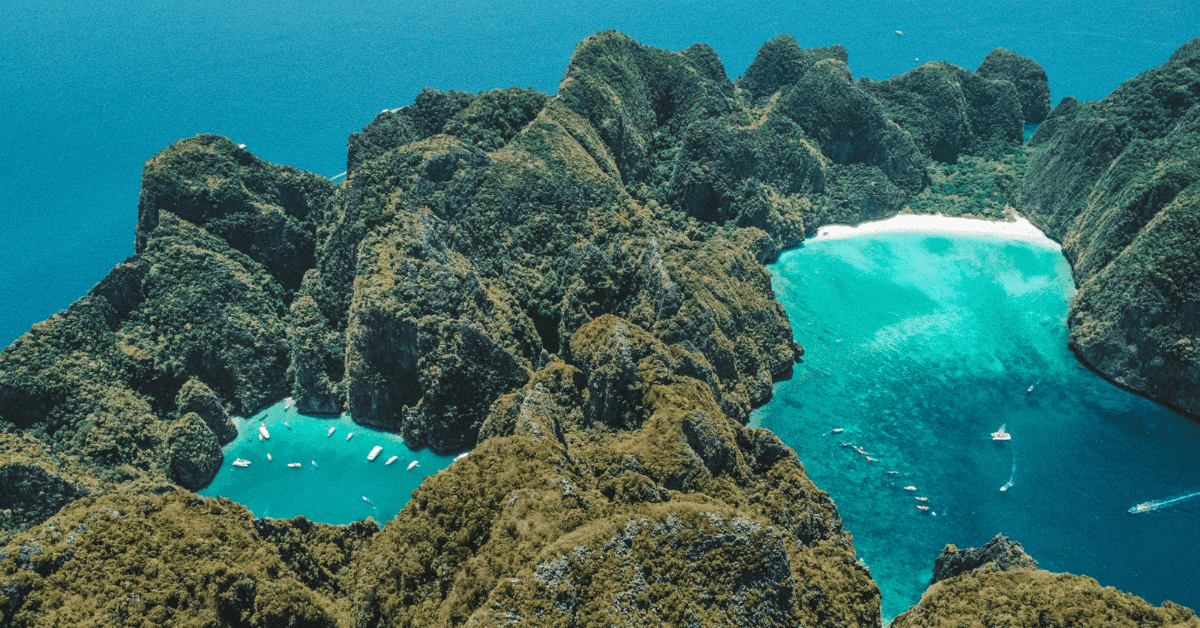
[1020,38,1200,415]
[0,29,1192,628]
[893,536,1200,628]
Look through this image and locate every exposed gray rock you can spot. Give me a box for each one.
[930,533,1039,584]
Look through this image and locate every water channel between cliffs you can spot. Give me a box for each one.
[749,214,1200,622]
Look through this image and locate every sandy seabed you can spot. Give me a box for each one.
[810,212,1059,249]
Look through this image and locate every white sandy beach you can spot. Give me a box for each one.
[810,212,1060,249]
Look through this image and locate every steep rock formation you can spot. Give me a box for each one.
[341,315,878,627]
[976,47,1052,123]
[1026,95,1082,147]
[136,134,334,294]
[929,533,1039,584]
[1020,38,1200,414]
[175,378,238,444]
[165,412,222,490]
[862,61,1024,162]
[894,538,1199,628]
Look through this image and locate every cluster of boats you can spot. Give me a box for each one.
[232,416,422,471]
[835,428,943,513]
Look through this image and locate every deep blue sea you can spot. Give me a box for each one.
[3,0,1199,619]
[751,232,1200,622]
[199,401,459,524]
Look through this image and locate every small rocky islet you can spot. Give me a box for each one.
[2,31,1199,627]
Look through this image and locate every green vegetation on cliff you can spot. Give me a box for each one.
[2,28,1194,628]
[1020,38,1200,414]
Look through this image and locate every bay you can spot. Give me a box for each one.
[751,229,1200,622]
[199,400,460,525]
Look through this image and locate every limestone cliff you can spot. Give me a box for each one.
[1019,38,1200,415]
[0,29,1195,628]
[893,537,1200,627]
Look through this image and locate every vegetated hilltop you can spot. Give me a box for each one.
[891,535,1200,627]
[1020,37,1200,415]
[3,29,1190,627]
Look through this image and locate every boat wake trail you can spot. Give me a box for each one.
[1129,490,1200,514]
[1000,457,1015,492]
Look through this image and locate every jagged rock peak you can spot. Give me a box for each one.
[930,533,1039,584]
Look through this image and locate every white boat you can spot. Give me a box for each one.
[407,460,419,470]
[284,397,294,409]
[258,434,263,442]
[288,462,302,468]
[362,496,373,504]
[917,505,930,511]
[832,428,844,433]
[328,426,336,437]
[346,432,354,441]
[312,460,319,468]
[368,445,383,461]
[267,453,272,461]
[904,486,917,491]
[915,496,928,502]
[385,455,399,465]
[259,425,270,440]
[454,452,469,461]
[991,424,1011,441]
[232,459,250,467]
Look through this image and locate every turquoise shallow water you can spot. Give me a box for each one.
[751,231,1200,622]
[199,401,459,525]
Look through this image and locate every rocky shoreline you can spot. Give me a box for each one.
[2,31,1199,628]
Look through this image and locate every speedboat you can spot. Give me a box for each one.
[407,460,419,470]
[368,445,383,461]
[915,496,928,502]
[232,459,250,467]
[346,432,354,441]
[284,422,291,429]
[831,428,844,434]
[385,456,399,465]
[287,462,302,468]
[362,496,373,504]
[917,505,930,511]
[267,453,272,461]
[327,426,336,437]
[904,486,917,491]
[311,460,318,468]
[259,424,270,440]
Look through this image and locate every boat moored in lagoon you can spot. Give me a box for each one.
[991,424,1011,441]
[385,455,399,465]
[346,432,354,441]
[407,460,419,470]
[368,445,383,461]
[327,426,336,437]
[287,462,302,468]
[232,459,250,467]
[259,424,270,440]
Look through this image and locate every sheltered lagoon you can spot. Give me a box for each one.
[200,400,460,524]
[752,215,1200,621]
